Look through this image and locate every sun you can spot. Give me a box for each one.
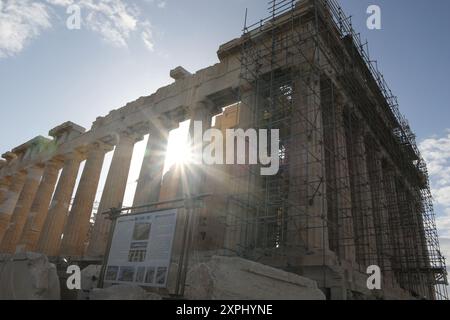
[163,120,192,173]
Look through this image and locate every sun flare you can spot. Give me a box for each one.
[164,120,192,173]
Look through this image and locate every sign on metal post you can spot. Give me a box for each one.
[103,209,178,288]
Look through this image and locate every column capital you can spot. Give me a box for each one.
[12,136,51,156]
[0,176,11,188]
[88,141,114,154]
[2,152,17,163]
[25,164,45,175]
[190,98,217,116]
[189,99,218,133]
[153,115,179,131]
[15,170,28,179]
[45,158,64,170]
[114,130,144,145]
[148,117,179,138]
[60,150,85,163]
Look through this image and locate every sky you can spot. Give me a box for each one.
[1,0,450,283]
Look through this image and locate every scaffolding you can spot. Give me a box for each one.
[217,0,448,300]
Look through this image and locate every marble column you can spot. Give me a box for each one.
[36,152,83,257]
[0,172,27,244]
[334,108,355,262]
[287,75,329,252]
[353,132,378,267]
[0,177,11,205]
[186,100,215,196]
[0,166,44,253]
[133,122,174,207]
[60,142,111,257]
[382,164,405,285]
[375,154,393,281]
[16,160,62,252]
[86,132,139,258]
[365,138,393,283]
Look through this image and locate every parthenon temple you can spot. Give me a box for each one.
[0,0,448,300]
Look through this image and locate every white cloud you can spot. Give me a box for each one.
[140,21,154,52]
[437,236,450,295]
[82,0,138,48]
[0,0,52,58]
[420,130,450,237]
[157,1,167,9]
[50,0,154,50]
[46,0,73,6]
[420,131,450,295]
[0,0,162,58]
[144,0,167,9]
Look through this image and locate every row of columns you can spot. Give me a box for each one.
[340,108,433,296]
[0,99,242,260]
[0,120,178,258]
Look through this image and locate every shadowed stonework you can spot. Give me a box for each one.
[0,0,447,300]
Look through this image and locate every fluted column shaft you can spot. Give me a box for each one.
[133,125,172,207]
[60,143,110,257]
[0,172,27,244]
[37,153,82,257]
[354,133,378,267]
[287,76,328,251]
[187,101,214,197]
[365,138,394,284]
[0,166,44,253]
[86,133,137,258]
[335,109,355,262]
[16,161,61,252]
[0,178,11,205]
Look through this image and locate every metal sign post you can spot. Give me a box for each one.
[98,207,122,289]
[97,194,210,295]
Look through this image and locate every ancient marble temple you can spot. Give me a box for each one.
[0,0,447,300]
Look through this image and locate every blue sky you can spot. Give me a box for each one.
[1,0,450,269]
